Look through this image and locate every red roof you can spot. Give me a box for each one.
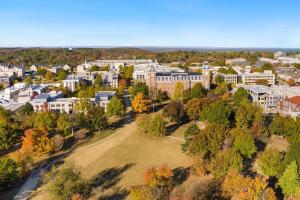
[289,96,300,106]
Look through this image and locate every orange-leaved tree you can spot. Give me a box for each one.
[21,129,54,155]
[132,92,150,113]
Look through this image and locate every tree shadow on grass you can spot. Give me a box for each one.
[89,163,135,199]
[172,167,190,186]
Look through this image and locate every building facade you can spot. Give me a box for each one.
[241,70,275,85]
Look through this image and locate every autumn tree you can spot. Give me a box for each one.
[222,170,276,200]
[186,98,203,121]
[44,71,55,83]
[181,124,200,153]
[279,161,300,198]
[47,165,89,200]
[287,78,296,86]
[0,107,16,149]
[233,87,250,106]
[34,111,57,131]
[147,114,166,137]
[21,129,54,155]
[0,157,18,191]
[184,123,228,158]
[106,96,126,117]
[163,101,184,124]
[130,82,149,97]
[201,100,234,127]
[87,106,107,132]
[209,149,243,179]
[144,165,174,199]
[231,128,256,159]
[56,112,71,136]
[172,82,184,100]
[257,148,282,177]
[136,114,151,133]
[190,83,206,99]
[132,93,150,113]
[118,78,127,91]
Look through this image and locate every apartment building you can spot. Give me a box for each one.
[241,70,275,85]
[274,51,286,59]
[0,64,24,77]
[146,69,210,97]
[239,85,283,111]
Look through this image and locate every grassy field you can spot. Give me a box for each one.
[30,120,192,200]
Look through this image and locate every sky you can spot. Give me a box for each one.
[0,0,300,48]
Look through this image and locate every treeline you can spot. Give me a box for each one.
[0,48,277,67]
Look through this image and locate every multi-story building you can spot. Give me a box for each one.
[226,58,247,66]
[214,73,238,84]
[102,72,118,88]
[277,96,300,117]
[259,58,280,64]
[146,69,210,97]
[95,91,117,111]
[133,64,184,82]
[241,70,275,85]
[274,51,286,59]
[0,64,24,77]
[239,85,283,111]
[62,78,80,92]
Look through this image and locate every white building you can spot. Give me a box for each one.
[0,64,24,77]
[226,58,247,66]
[238,85,283,111]
[62,78,80,92]
[133,64,184,82]
[102,72,118,88]
[277,57,300,64]
[274,51,286,59]
[241,70,275,85]
[259,58,280,64]
[95,91,116,111]
[214,73,238,84]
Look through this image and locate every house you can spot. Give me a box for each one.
[63,64,71,72]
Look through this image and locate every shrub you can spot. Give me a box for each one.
[48,166,89,200]
[0,157,18,190]
[53,135,64,152]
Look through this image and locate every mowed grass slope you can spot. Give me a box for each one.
[31,121,192,199]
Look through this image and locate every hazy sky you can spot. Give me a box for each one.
[1,0,299,47]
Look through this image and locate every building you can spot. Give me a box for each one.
[226,58,247,66]
[238,85,283,111]
[63,64,71,72]
[102,72,118,88]
[30,64,48,72]
[62,78,80,92]
[133,64,184,82]
[277,96,300,117]
[274,51,286,59]
[0,64,24,77]
[241,70,275,85]
[259,58,280,64]
[146,69,210,97]
[214,73,238,84]
[95,91,116,111]
[277,57,300,64]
